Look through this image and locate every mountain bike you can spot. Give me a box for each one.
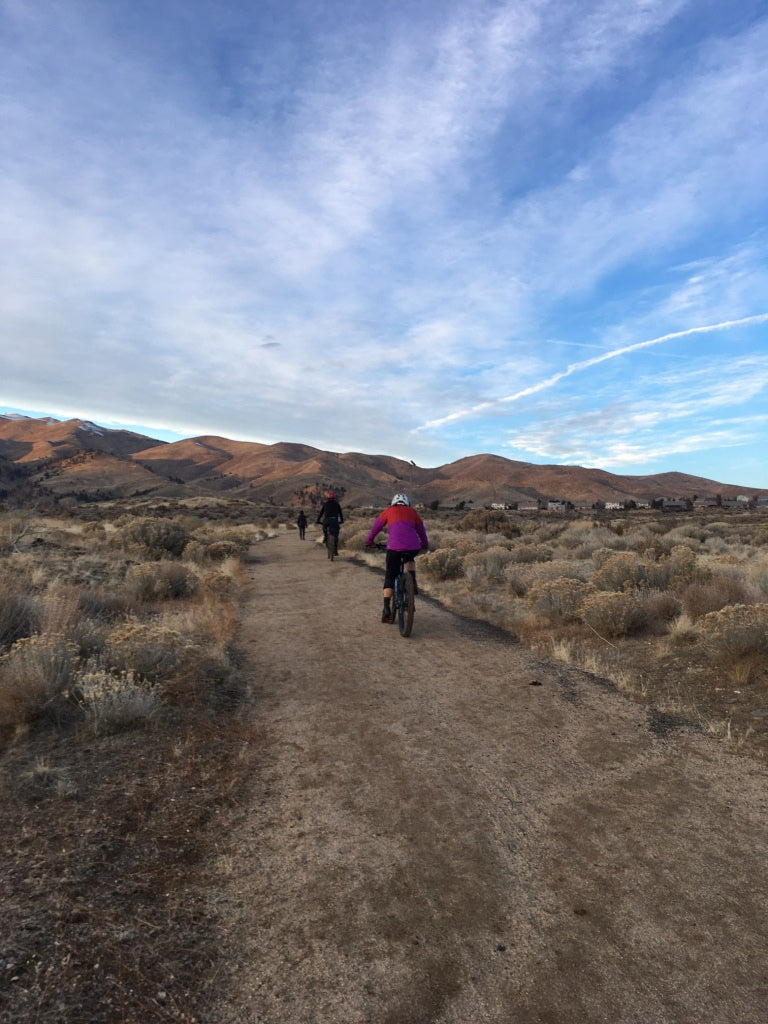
[392,551,416,637]
[372,544,415,637]
[325,522,340,561]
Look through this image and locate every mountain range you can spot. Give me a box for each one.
[0,414,764,508]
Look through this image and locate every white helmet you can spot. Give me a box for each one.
[391,492,410,506]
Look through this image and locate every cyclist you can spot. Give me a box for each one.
[365,493,429,623]
[316,491,343,554]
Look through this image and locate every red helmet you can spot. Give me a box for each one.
[326,491,335,498]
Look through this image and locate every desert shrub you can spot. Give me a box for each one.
[699,603,768,682]
[126,562,199,602]
[105,620,191,683]
[527,577,592,623]
[457,509,521,539]
[636,591,683,635]
[591,552,645,591]
[122,519,189,559]
[682,574,760,621]
[509,543,553,564]
[699,603,768,660]
[667,545,708,588]
[747,555,768,598]
[579,591,643,638]
[78,587,132,621]
[463,546,516,586]
[204,540,244,562]
[0,634,79,726]
[76,664,161,735]
[0,586,38,649]
[345,529,374,552]
[420,548,464,581]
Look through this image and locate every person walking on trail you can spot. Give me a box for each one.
[296,510,308,540]
[317,492,343,554]
[365,493,429,624]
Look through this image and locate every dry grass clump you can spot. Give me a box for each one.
[0,584,39,647]
[77,664,162,735]
[0,633,79,728]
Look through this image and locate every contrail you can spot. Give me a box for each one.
[420,313,768,430]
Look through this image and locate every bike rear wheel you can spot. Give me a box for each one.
[396,570,415,637]
[326,532,335,560]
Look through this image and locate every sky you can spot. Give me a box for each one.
[1,0,767,487]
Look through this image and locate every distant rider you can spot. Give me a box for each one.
[317,491,343,554]
[365,493,429,623]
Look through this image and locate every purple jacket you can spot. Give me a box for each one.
[366,505,429,551]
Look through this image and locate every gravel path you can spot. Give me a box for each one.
[209,530,768,1023]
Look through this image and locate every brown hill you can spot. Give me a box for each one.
[0,415,764,508]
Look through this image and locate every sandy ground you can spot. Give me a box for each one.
[209,529,768,1024]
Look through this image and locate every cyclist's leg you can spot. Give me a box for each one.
[381,549,401,622]
[403,550,420,594]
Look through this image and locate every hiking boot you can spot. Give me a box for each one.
[381,609,394,624]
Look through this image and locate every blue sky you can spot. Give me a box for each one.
[1,0,767,487]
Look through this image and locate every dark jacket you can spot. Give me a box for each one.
[317,498,343,524]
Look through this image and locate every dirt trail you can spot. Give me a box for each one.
[210,530,768,1024]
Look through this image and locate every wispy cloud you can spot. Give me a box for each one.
[420,315,768,430]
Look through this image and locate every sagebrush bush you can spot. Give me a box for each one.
[105,620,191,683]
[126,562,199,602]
[122,519,189,559]
[420,548,464,581]
[0,634,79,726]
[579,590,643,638]
[509,543,553,564]
[591,552,645,591]
[457,509,521,539]
[463,546,516,586]
[699,603,768,661]
[527,577,592,623]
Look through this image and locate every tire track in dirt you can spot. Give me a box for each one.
[209,531,768,1024]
